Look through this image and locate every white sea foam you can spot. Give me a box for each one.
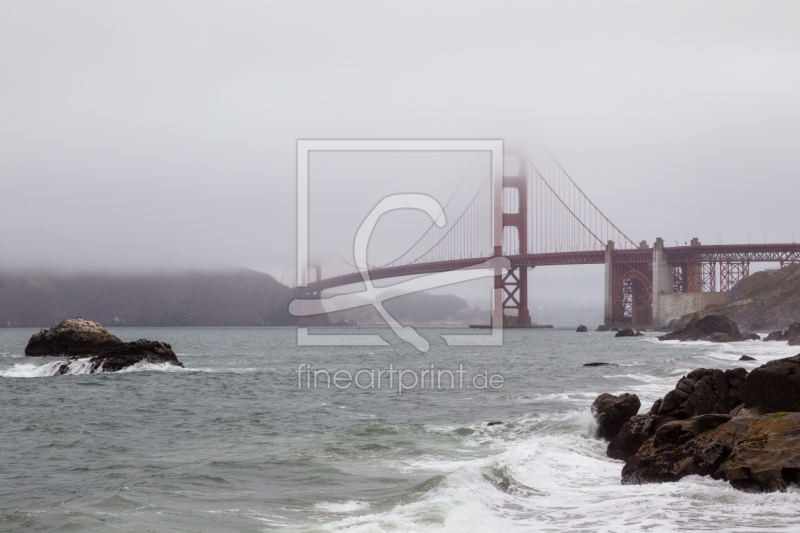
[314,501,371,513]
[0,358,97,378]
[299,408,800,533]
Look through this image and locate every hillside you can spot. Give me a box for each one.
[683,263,800,331]
[0,269,296,327]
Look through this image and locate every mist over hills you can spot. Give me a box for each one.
[0,269,295,327]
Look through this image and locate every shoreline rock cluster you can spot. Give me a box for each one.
[593,355,800,492]
[658,314,759,342]
[25,318,183,373]
[762,322,800,346]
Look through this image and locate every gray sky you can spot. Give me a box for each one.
[1,1,798,309]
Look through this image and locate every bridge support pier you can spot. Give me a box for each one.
[498,170,530,326]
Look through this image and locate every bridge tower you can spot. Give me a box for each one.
[496,167,531,326]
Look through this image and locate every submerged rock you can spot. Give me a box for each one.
[25,318,123,356]
[592,393,641,441]
[584,362,609,367]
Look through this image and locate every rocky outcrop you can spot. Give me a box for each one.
[762,322,800,344]
[25,319,183,372]
[605,367,747,462]
[654,368,747,419]
[615,328,644,337]
[740,355,756,361]
[576,325,588,332]
[744,354,800,412]
[25,318,122,356]
[622,412,800,492]
[592,393,641,441]
[658,314,758,342]
[604,354,800,493]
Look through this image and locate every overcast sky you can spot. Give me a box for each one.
[1,1,798,308]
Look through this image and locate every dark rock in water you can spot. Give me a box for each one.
[615,328,643,337]
[789,337,800,346]
[92,340,183,372]
[486,421,503,426]
[658,314,755,342]
[788,322,800,339]
[576,325,588,332]
[741,333,761,341]
[25,318,123,356]
[596,325,612,332]
[592,393,641,441]
[622,412,800,492]
[584,362,609,367]
[739,355,756,361]
[621,416,750,485]
[607,414,670,461]
[25,319,183,373]
[606,367,746,461]
[656,368,747,419]
[763,330,787,342]
[720,412,800,492]
[745,354,800,412]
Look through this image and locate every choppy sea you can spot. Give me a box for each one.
[2,327,800,532]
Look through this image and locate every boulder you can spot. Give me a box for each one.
[25,318,122,356]
[658,314,755,342]
[592,393,641,441]
[50,339,183,374]
[576,325,588,332]
[606,367,747,461]
[720,413,800,492]
[745,354,800,412]
[739,355,756,361]
[607,414,670,461]
[621,416,751,485]
[622,413,800,493]
[615,328,643,337]
[655,368,747,419]
[763,330,787,342]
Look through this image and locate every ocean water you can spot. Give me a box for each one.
[2,327,800,532]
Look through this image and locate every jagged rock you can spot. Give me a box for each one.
[49,339,183,374]
[720,413,800,492]
[576,324,588,332]
[606,368,746,461]
[740,355,756,361]
[615,328,643,337]
[607,414,670,461]
[658,314,755,342]
[764,330,788,342]
[788,322,800,339]
[592,393,641,441]
[745,354,800,412]
[656,368,747,419]
[622,412,800,493]
[25,318,123,356]
[789,338,800,346]
[621,416,751,485]
[584,362,609,367]
[487,421,503,426]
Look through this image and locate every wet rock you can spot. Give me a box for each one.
[621,416,751,485]
[745,354,800,412]
[584,362,609,367]
[720,413,800,492]
[763,330,787,342]
[615,328,643,337]
[789,337,800,346]
[576,325,588,332]
[592,393,641,441]
[739,355,756,361]
[487,421,503,426]
[607,414,671,461]
[49,339,184,374]
[656,368,747,420]
[658,314,755,342]
[25,318,122,356]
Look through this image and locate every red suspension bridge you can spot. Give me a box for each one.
[299,151,800,327]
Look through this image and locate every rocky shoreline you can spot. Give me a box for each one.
[593,351,800,493]
[24,318,183,373]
